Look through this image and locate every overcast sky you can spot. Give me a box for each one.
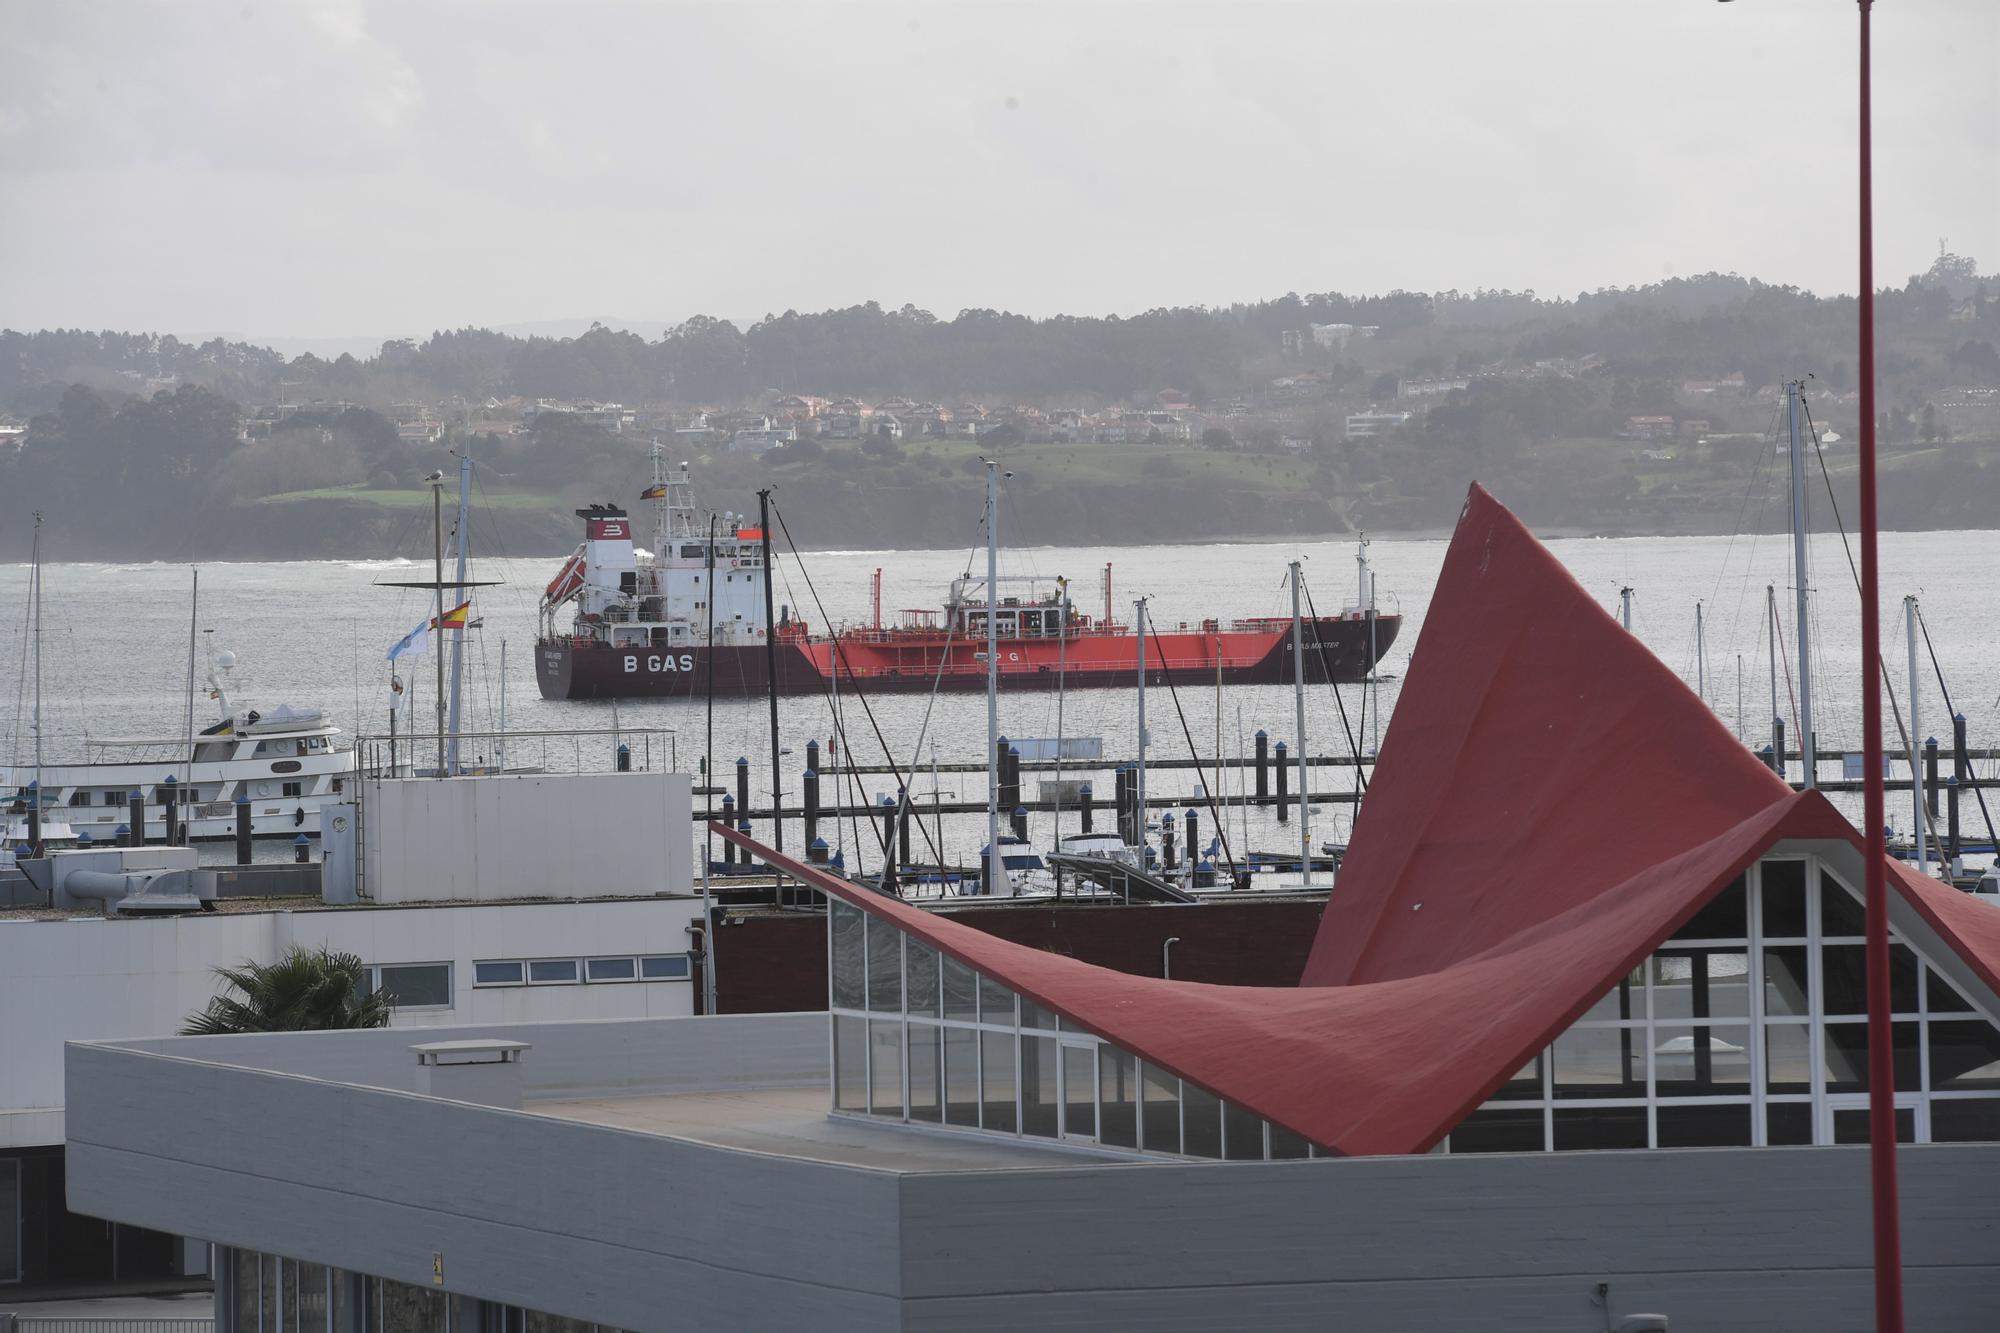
[2,0,1994,347]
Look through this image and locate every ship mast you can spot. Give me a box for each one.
[1290,560,1311,884]
[984,460,1002,896]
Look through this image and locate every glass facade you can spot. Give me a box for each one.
[826,899,1327,1160]
[1448,857,2000,1154]
[219,1248,634,1333]
[829,855,2000,1162]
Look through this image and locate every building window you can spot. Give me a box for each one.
[366,963,452,1009]
[469,955,691,988]
[585,957,637,983]
[281,781,303,799]
[1,1156,18,1284]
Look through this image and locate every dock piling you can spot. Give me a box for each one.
[1254,730,1269,799]
[234,792,252,864]
[1275,742,1290,824]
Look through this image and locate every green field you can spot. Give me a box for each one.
[256,483,558,510]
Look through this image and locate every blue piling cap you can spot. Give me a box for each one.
[1760,743,1773,753]
[24,780,36,790]
[1199,858,1216,873]
[76,831,92,845]
[618,743,630,753]
[294,834,311,846]
[236,790,250,804]
[162,774,177,786]
[115,824,130,836]
[1013,806,1026,817]
[1274,739,1288,750]
[880,795,894,807]
[737,818,750,831]
[997,735,1009,745]
[803,768,817,779]
[1927,736,1939,746]
[1079,781,1093,794]
[722,793,735,808]
[1947,776,1960,786]
[1256,729,1267,739]
[1956,712,1968,723]
[736,755,749,765]
[810,837,828,851]
[1008,745,1020,757]
[130,790,144,801]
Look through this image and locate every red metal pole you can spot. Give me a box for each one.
[1855,2,1904,1329]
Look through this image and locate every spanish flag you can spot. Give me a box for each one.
[640,483,668,500]
[430,601,471,630]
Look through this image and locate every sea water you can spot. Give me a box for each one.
[4,527,1996,869]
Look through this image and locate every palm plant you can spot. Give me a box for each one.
[181,944,391,1035]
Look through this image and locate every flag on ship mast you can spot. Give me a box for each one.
[640,483,668,500]
[387,601,470,662]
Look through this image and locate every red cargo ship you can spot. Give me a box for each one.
[536,455,1398,701]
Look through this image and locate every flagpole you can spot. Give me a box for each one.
[1853,2,1903,1327]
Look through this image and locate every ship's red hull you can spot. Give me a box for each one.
[536,615,1399,700]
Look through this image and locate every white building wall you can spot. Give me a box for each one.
[0,895,703,1148]
[363,771,691,903]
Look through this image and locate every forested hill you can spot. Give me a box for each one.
[2,257,1997,561]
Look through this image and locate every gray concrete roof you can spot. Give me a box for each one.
[531,1085,1135,1173]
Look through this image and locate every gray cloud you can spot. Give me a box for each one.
[0,0,1993,340]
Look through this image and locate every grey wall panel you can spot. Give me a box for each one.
[103,1011,827,1099]
[65,1042,895,1329]
[898,1148,2000,1329]
[903,1268,2000,1333]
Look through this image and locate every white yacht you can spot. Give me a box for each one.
[3,653,354,850]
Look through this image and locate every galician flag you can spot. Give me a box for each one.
[386,619,430,662]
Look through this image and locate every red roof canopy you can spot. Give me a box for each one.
[715,484,2000,1155]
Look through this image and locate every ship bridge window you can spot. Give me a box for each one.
[681,544,707,559]
[69,791,91,807]
[103,791,124,807]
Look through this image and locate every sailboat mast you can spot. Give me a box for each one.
[1695,600,1706,703]
[185,568,199,786]
[30,512,42,800]
[497,639,508,774]
[1787,380,1816,790]
[1906,595,1924,873]
[445,454,472,775]
[984,460,1001,896]
[1767,583,1781,772]
[1135,596,1149,845]
[1290,560,1310,883]
[432,474,446,778]
[758,489,782,854]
